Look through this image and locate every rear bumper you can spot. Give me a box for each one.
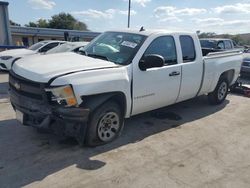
[10,87,90,139]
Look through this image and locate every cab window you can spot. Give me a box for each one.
[180,35,196,62]
[217,41,225,49]
[143,36,177,65]
[224,40,232,49]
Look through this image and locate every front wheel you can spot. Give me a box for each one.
[84,101,124,147]
[208,77,229,105]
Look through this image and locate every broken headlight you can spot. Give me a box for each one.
[46,85,78,107]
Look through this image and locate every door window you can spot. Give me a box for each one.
[180,35,196,63]
[217,41,225,49]
[144,36,177,65]
[224,40,232,49]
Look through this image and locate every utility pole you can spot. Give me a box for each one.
[127,0,131,28]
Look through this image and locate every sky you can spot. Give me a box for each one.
[5,0,250,34]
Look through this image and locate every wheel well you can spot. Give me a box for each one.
[80,92,127,117]
[109,93,126,116]
[220,69,235,85]
[11,57,21,68]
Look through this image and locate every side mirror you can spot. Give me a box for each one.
[139,54,164,71]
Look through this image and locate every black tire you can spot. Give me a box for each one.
[208,77,229,105]
[84,101,124,147]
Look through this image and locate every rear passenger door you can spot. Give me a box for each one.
[132,35,182,115]
[176,35,203,102]
[224,40,233,50]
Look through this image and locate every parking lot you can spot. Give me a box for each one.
[0,71,250,188]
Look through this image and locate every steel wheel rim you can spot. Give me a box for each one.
[97,112,120,142]
[218,82,227,101]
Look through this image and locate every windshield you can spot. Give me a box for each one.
[28,41,48,51]
[84,32,146,65]
[200,40,216,49]
[46,43,76,54]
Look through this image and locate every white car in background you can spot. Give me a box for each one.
[0,40,65,70]
[46,42,89,55]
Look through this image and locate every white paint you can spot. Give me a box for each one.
[11,30,243,118]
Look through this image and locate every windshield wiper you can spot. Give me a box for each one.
[87,53,110,61]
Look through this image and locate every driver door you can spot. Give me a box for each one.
[132,36,182,115]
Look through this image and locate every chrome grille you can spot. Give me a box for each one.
[9,71,44,100]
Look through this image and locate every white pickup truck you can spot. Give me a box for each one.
[9,30,242,146]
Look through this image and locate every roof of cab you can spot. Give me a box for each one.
[106,29,196,36]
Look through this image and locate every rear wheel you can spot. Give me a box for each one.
[84,101,124,147]
[208,77,229,105]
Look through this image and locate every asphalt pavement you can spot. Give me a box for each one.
[0,72,250,188]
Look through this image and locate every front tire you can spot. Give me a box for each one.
[208,77,229,105]
[84,101,124,147]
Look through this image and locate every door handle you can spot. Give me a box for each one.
[169,71,180,77]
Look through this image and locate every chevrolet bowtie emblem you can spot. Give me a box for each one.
[14,82,21,90]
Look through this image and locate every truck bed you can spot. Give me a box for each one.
[198,50,243,96]
[202,48,223,56]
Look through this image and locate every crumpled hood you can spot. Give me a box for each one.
[0,49,35,57]
[12,52,119,82]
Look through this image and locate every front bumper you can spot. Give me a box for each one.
[10,87,90,138]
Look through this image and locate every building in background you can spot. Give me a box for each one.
[10,26,101,47]
[0,1,100,50]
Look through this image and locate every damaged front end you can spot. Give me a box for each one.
[9,71,89,141]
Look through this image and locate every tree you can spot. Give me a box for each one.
[48,13,88,30]
[220,34,231,38]
[37,19,49,28]
[25,19,49,28]
[25,13,88,30]
[73,21,88,31]
[231,35,243,45]
[198,32,217,38]
[10,20,21,26]
[25,22,37,27]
